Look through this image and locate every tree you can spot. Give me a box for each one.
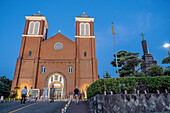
[14,87,20,94]
[148,65,164,76]
[162,56,170,64]
[103,71,111,78]
[111,50,143,77]
[164,66,170,76]
[0,76,12,98]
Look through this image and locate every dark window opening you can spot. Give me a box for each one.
[29,51,32,56]
[84,51,87,57]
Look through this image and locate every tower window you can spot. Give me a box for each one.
[41,66,45,73]
[68,66,73,73]
[28,21,40,35]
[84,51,87,57]
[80,23,90,36]
[29,51,32,56]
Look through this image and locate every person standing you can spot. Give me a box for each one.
[21,86,28,104]
[50,85,55,103]
[28,87,33,102]
[79,92,82,100]
[35,93,38,101]
[74,86,79,104]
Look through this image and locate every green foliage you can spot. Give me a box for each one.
[164,66,170,76]
[0,76,12,98]
[9,93,18,98]
[133,72,146,77]
[148,65,164,76]
[87,76,170,99]
[103,71,111,78]
[111,50,143,77]
[162,56,170,64]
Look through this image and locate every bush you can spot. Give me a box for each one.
[87,76,170,99]
[148,65,164,76]
[9,93,18,98]
[133,72,146,77]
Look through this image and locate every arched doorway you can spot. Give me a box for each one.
[44,72,66,99]
[81,84,89,98]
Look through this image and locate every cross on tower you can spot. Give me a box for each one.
[139,32,145,40]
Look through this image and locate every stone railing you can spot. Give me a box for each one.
[87,93,170,113]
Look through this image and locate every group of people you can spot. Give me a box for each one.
[21,85,82,104]
[20,86,38,104]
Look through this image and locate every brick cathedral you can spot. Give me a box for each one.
[11,12,99,99]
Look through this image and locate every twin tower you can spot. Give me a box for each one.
[11,12,98,99]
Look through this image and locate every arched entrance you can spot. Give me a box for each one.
[44,72,66,99]
[81,84,89,98]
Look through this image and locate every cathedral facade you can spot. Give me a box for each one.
[11,12,98,99]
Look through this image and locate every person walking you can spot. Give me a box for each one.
[50,85,55,103]
[28,87,33,102]
[74,86,79,104]
[21,86,28,104]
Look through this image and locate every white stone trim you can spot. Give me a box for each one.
[75,36,95,38]
[75,17,94,22]
[22,34,43,37]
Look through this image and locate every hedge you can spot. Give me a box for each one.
[87,76,170,99]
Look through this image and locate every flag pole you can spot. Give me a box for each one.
[112,22,121,93]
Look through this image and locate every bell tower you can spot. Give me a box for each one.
[11,12,49,94]
[75,13,98,89]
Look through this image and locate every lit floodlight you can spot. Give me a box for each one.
[164,43,169,48]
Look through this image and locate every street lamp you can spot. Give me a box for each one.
[163,43,170,56]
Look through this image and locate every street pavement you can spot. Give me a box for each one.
[68,101,91,113]
[0,101,67,113]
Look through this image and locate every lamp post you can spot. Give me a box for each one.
[163,43,170,56]
[112,22,121,93]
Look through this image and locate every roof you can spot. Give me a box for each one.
[32,11,44,16]
[78,12,90,17]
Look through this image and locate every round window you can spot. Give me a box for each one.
[54,43,63,50]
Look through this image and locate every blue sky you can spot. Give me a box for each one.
[0,0,169,80]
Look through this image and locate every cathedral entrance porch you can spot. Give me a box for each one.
[49,82,62,99]
[44,72,66,100]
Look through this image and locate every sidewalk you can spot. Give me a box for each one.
[68,101,91,113]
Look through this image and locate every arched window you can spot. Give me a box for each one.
[55,75,58,80]
[34,22,40,35]
[41,66,45,73]
[84,51,87,57]
[28,21,34,34]
[80,23,84,36]
[80,23,90,36]
[60,76,62,82]
[68,66,73,73]
[28,21,40,35]
[29,51,32,56]
[85,23,90,36]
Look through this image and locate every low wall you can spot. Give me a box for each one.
[87,93,170,113]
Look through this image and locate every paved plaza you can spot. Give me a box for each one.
[68,101,91,113]
[0,101,67,113]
